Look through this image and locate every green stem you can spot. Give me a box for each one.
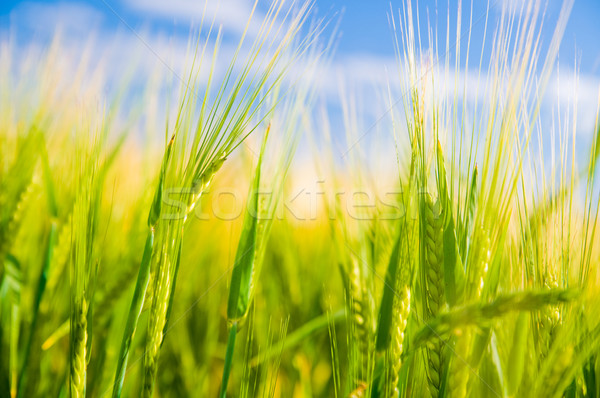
[112,229,154,398]
[220,322,238,398]
[250,308,346,367]
[17,221,56,398]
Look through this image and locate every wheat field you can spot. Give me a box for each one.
[1,0,599,397]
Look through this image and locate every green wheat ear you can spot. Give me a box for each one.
[413,289,578,350]
[375,223,412,398]
[70,298,88,398]
[68,120,104,398]
[112,136,173,398]
[349,254,375,385]
[111,2,319,394]
[220,127,266,398]
[383,282,410,398]
[422,196,446,398]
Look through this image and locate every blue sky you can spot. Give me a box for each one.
[2,1,598,72]
[2,1,598,68]
[1,0,599,159]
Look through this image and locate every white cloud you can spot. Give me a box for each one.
[9,1,104,38]
[493,0,541,16]
[123,0,267,40]
[4,0,597,152]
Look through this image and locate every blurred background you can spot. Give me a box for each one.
[1,0,599,150]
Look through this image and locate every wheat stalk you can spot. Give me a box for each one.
[446,225,490,396]
[446,328,472,398]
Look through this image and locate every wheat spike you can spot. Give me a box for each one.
[142,247,172,398]
[384,283,410,398]
[537,310,560,364]
[468,226,490,299]
[142,267,156,313]
[348,256,373,386]
[423,197,446,397]
[536,271,561,362]
[185,156,226,219]
[0,180,35,260]
[70,298,88,398]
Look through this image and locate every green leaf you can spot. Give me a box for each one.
[375,230,402,351]
[221,129,268,398]
[226,170,260,321]
[588,121,600,179]
[443,210,461,307]
[250,308,345,367]
[583,355,597,398]
[459,165,478,259]
[226,130,267,322]
[148,135,175,228]
[470,327,491,374]
[436,140,462,306]
[506,312,529,395]
[17,221,57,396]
[86,259,100,363]
[40,140,58,218]
[369,356,385,398]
